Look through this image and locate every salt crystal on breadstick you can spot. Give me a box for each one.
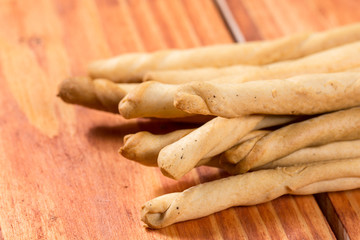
[174,72,360,117]
[89,23,360,83]
[232,107,360,173]
[142,158,360,228]
[58,77,138,113]
[158,115,296,180]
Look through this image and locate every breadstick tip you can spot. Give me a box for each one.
[57,77,95,104]
[118,96,136,119]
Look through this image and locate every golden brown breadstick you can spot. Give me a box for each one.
[232,107,360,173]
[58,77,138,113]
[89,23,360,83]
[254,140,360,170]
[158,115,296,180]
[144,41,360,84]
[119,81,192,119]
[174,72,360,117]
[141,158,360,228]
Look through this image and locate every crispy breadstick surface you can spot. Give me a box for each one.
[58,77,137,113]
[144,41,360,84]
[144,65,259,84]
[158,115,295,179]
[255,139,360,169]
[220,132,269,164]
[89,23,360,83]
[120,129,268,167]
[120,129,194,166]
[174,72,360,117]
[233,107,360,173]
[119,81,193,119]
[142,158,360,228]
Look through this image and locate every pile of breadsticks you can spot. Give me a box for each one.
[58,23,360,229]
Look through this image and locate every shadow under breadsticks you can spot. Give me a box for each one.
[87,118,204,145]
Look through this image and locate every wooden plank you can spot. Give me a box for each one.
[214,0,246,42]
[226,0,360,239]
[226,0,360,39]
[0,0,231,239]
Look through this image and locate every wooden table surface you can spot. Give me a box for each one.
[0,0,359,239]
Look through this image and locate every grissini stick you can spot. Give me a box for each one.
[141,158,360,229]
[58,78,212,122]
[221,134,360,166]
[119,81,192,119]
[174,72,360,117]
[120,129,268,167]
[158,115,296,180]
[254,139,360,170]
[121,71,360,119]
[144,41,360,84]
[89,23,360,83]
[232,107,360,173]
[90,34,306,83]
[58,77,138,113]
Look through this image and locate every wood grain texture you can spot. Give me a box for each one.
[227,0,360,40]
[227,0,360,239]
[0,0,355,239]
[0,0,232,239]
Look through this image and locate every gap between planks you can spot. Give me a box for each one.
[214,0,245,43]
[315,194,350,240]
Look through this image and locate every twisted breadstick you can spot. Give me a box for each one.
[174,72,360,117]
[121,72,360,119]
[58,77,138,113]
[142,158,360,228]
[231,107,360,173]
[158,115,296,179]
[89,23,360,83]
[144,41,360,84]
[254,139,360,170]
